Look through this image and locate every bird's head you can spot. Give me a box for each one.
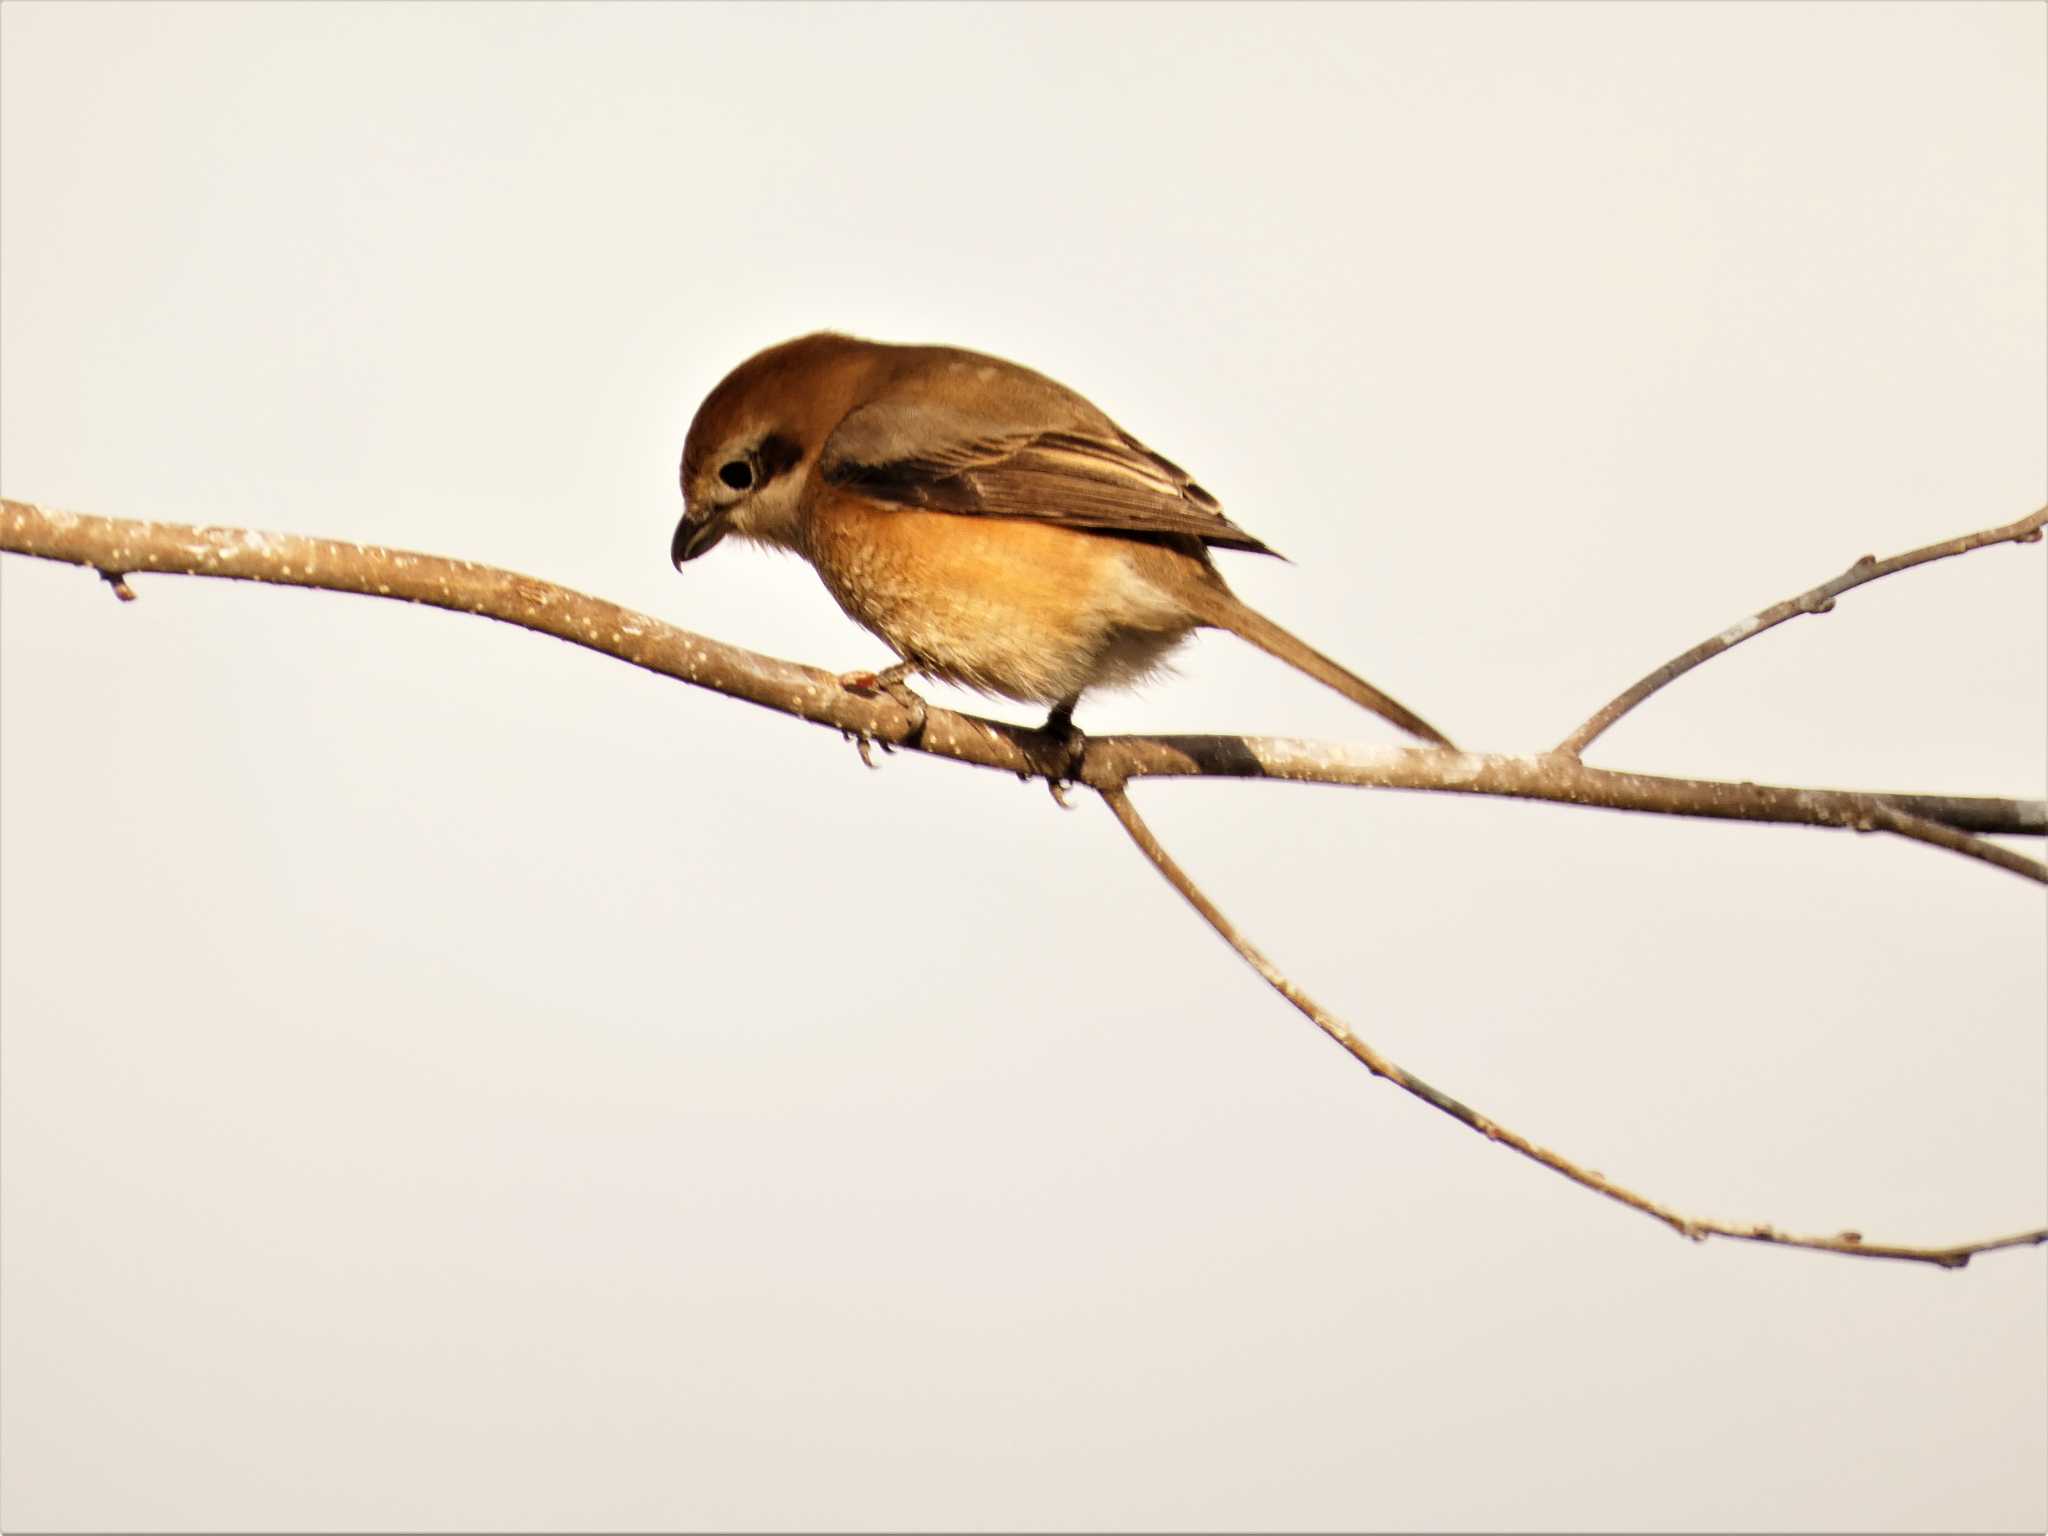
[672,332,880,565]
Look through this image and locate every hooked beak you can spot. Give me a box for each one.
[671,507,730,567]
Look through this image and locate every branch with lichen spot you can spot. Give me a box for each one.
[4,500,2041,863]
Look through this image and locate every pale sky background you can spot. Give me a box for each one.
[2,3,2044,1531]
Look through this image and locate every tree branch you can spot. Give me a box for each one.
[5,502,2041,869]
[1557,505,2048,758]
[1098,784,2046,1269]
[5,494,2042,1266]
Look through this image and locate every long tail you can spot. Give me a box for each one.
[1183,585,1453,748]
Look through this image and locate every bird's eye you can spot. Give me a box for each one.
[717,460,754,492]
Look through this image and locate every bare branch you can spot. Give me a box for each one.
[6,495,2041,1264]
[1098,784,2046,1270]
[1097,787,1701,1237]
[4,502,2040,861]
[1558,505,2048,758]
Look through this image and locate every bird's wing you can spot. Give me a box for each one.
[818,399,1278,556]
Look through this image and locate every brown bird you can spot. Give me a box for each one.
[671,333,1451,748]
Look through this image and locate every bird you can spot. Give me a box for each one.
[671,332,1451,750]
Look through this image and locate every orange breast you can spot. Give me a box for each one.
[800,491,1199,705]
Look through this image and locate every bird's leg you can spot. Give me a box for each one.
[838,661,928,751]
[1038,696,1087,808]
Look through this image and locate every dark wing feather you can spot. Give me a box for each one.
[819,399,1278,556]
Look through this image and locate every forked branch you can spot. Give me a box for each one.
[3,494,2043,1264]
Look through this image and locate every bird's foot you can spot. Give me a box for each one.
[838,662,928,757]
[1037,700,1087,809]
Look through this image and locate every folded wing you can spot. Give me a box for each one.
[820,397,1279,556]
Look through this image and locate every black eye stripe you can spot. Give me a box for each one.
[717,460,753,491]
[758,433,803,479]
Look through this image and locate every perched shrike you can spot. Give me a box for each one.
[672,332,1450,748]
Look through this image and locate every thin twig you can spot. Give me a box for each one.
[1098,783,2045,1269]
[1558,505,2048,758]
[1692,1223,2047,1267]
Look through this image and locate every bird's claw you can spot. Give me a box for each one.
[839,662,928,746]
[1038,702,1087,809]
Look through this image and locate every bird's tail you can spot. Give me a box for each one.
[1184,585,1453,748]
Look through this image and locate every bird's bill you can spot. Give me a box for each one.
[670,508,730,566]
